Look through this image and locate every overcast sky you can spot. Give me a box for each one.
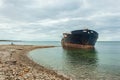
[0,0,120,41]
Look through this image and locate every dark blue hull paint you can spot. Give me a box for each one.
[62,29,98,48]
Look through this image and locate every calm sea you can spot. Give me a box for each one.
[1,41,120,79]
[0,41,60,46]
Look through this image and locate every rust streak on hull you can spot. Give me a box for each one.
[62,42,94,49]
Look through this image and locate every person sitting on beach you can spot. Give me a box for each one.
[11,42,14,45]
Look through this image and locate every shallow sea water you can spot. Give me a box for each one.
[1,41,119,79]
[28,41,120,80]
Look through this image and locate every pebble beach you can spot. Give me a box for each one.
[0,45,72,80]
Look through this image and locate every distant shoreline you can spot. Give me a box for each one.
[0,45,71,80]
[0,40,22,42]
[0,40,61,42]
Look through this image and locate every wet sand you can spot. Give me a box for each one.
[0,45,72,80]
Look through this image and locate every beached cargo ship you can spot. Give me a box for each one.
[61,29,98,49]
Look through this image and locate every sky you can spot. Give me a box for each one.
[0,0,120,41]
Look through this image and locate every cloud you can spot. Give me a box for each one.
[0,0,80,22]
[0,0,3,7]
[0,0,120,41]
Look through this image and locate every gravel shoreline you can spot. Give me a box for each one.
[0,45,72,80]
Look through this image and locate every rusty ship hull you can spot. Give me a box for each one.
[61,29,98,49]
